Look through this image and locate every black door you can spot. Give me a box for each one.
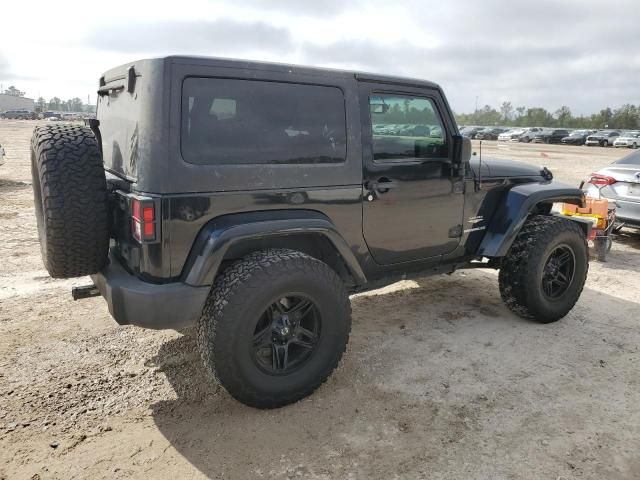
[359,83,465,265]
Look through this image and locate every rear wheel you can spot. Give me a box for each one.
[30,124,109,278]
[602,140,608,147]
[499,215,588,323]
[197,249,352,408]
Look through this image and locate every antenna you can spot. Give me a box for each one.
[478,140,483,190]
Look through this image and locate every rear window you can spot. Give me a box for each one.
[615,151,640,165]
[181,78,346,165]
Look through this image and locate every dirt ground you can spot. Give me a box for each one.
[1,121,640,480]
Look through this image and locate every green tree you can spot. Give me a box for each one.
[68,97,84,112]
[591,108,613,128]
[554,106,572,127]
[3,85,25,97]
[610,104,639,129]
[522,107,553,127]
[48,97,62,110]
[500,101,514,123]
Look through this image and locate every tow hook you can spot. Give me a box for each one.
[71,285,100,300]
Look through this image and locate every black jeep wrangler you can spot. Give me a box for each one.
[30,56,590,408]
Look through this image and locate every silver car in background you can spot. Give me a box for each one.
[582,149,640,227]
[497,127,543,142]
[613,131,640,149]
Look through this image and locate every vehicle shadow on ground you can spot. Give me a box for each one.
[148,273,640,479]
[612,230,640,250]
[0,178,30,191]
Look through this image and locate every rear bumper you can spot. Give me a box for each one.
[615,199,640,225]
[90,253,210,330]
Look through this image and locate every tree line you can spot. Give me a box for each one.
[2,84,94,113]
[36,96,94,113]
[455,102,640,130]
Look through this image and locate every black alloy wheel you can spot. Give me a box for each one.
[197,249,352,408]
[252,295,321,375]
[541,245,575,300]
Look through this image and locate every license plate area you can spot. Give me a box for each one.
[627,185,640,197]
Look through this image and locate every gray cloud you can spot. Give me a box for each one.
[0,54,39,83]
[87,19,293,55]
[241,0,359,17]
[82,1,640,114]
[0,54,11,80]
[299,0,640,114]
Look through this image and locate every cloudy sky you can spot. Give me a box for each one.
[1,0,638,114]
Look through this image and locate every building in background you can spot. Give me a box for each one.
[0,94,35,111]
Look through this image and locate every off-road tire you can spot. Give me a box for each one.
[499,215,588,323]
[30,124,109,278]
[197,249,352,408]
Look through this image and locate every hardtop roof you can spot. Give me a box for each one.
[101,55,441,91]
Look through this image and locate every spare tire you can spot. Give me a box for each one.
[30,124,109,278]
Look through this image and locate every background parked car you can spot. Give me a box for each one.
[532,128,570,144]
[1,110,37,120]
[475,127,509,140]
[586,130,620,147]
[41,111,61,120]
[460,126,484,139]
[45,113,63,121]
[497,127,543,142]
[581,149,640,228]
[613,131,640,149]
[561,129,594,146]
[497,128,520,142]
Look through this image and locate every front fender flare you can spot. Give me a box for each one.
[478,181,585,257]
[181,210,367,287]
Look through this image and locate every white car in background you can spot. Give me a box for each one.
[497,127,543,143]
[613,131,640,149]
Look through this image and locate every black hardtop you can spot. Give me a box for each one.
[100,55,442,91]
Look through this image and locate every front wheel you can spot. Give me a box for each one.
[602,140,608,147]
[197,249,352,408]
[499,215,588,323]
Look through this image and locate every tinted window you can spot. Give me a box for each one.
[182,78,346,165]
[616,151,640,165]
[369,94,447,161]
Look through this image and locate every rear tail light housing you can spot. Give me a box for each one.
[587,174,616,187]
[131,196,158,243]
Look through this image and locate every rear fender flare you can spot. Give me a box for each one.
[181,210,366,287]
[478,182,586,257]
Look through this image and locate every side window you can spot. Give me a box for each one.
[181,78,346,165]
[369,94,447,162]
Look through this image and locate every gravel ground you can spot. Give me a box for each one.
[1,120,640,479]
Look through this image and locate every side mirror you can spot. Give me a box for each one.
[452,134,472,164]
[370,103,390,114]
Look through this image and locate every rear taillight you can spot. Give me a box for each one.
[587,174,616,187]
[131,197,157,242]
